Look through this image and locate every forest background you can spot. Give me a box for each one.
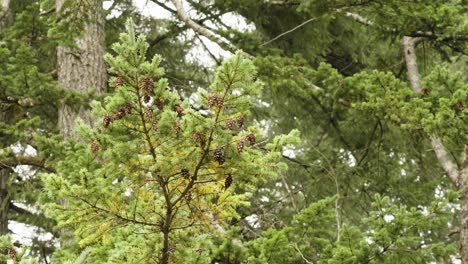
[0,0,466,263]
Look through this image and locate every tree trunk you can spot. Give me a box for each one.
[461,189,468,263]
[56,0,106,138]
[0,106,11,264]
[460,160,468,263]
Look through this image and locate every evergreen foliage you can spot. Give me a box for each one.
[42,19,298,263]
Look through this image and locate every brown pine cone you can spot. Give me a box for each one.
[224,173,233,189]
[214,146,225,165]
[103,113,112,128]
[236,115,244,128]
[91,140,99,154]
[245,133,256,146]
[236,140,244,153]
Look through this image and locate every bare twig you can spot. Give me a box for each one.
[260,16,321,47]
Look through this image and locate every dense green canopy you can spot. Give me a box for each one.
[0,0,466,263]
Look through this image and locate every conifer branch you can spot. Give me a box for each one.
[169,0,236,53]
[0,156,55,172]
[79,197,161,228]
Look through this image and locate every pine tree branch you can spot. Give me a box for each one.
[169,0,236,53]
[0,156,55,173]
[79,197,161,228]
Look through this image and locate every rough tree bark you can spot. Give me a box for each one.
[56,0,107,138]
[403,36,468,263]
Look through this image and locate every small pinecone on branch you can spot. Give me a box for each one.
[181,168,190,179]
[224,173,233,189]
[114,75,124,89]
[237,115,244,128]
[91,140,99,154]
[103,113,112,128]
[193,132,206,148]
[8,248,16,260]
[216,96,224,109]
[245,133,256,146]
[124,103,132,114]
[154,98,164,110]
[139,78,154,94]
[225,118,234,130]
[174,104,185,117]
[208,95,218,108]
[143,94,151,104]
[173,122,181,135]
[236,140,244,153]
[152,122,158,132]
[145,108,153,120]
[116,107,126,120]
[214,146,225,165]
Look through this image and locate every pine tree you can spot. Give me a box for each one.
[0,0,62,261]
[43,19,297,263]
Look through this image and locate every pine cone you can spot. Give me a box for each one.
[193,132,206,148]
[91,140,99,154]
[8,248,16,260]
[224,173,233,189]
[208,95,218,108]
[236,115,244,128]
[214,146,225,165]
[139,78,154,94]
[152,122,158,132]
[115,107,126,120]
[216,97,224,109]
[145,108,153,120]
[124,103,132,114]
[103,113,112,128]
[181,168,190,179]
[155,98,164,110]
[245,133,256,146]
[225,118,234,130]
[114,75,124,89]
[174,104,185,117]
[143,94,151,104]
[236,140,244,153]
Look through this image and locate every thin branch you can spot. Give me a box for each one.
[279,173,299,213]
[260,16,321,47]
